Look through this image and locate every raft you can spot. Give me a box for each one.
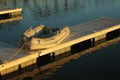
[18,25,70,50]
[28,26,70,50]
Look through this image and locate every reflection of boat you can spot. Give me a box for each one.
[19,25,70,50]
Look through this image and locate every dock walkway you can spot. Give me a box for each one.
[0,17,120,76]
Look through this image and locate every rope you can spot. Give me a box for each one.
[8,26,33,61]
[8,38,29,61]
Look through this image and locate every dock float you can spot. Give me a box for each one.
[0,17,120,76]
[0,8,22,23]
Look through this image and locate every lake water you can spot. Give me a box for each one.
[0,0,120,80]
[0,0,120,43]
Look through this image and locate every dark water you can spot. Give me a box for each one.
[45,41,120,80]
[0,0,120,43]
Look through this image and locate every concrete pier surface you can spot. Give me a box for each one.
[0,17,120,76]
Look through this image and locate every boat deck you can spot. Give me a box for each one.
[0,17,120,64]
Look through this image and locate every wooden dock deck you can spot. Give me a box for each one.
[0,8,22,15]
[0,17,120,76]
[35,17,120,56]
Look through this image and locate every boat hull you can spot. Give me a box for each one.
[28,26,70,50]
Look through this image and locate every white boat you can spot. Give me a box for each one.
[27,26,70,50]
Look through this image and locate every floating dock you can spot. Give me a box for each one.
[0,8,22,15]
[0,17,120,76]
[0,8,22,23]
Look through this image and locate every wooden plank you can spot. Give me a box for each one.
[0,8,22,15]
